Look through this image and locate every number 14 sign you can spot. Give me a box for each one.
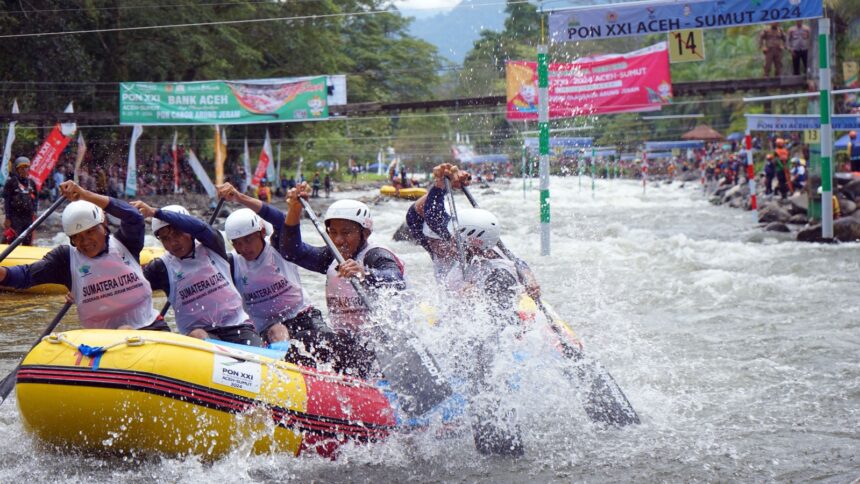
[668,29,705,63]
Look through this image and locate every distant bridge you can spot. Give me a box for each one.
[0,76,809,123]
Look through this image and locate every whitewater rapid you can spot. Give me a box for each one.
[0,176,857,482]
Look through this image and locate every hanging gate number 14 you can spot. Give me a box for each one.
[668,29,705,64]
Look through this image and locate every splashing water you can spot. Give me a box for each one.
[1,177,858,481]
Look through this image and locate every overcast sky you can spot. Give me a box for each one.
[392,0,463,15]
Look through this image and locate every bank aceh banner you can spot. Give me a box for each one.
[120,77,329,125]
[549,0,822,42]
[506,42,672,120]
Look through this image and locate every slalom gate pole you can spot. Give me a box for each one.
[819,17,833,239]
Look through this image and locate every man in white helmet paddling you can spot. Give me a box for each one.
[281,183,406,377]
[214,182,353,370]
[131,201,262,346]
[0,181,161,330]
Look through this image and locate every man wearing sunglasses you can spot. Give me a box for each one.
[0,181,159,330]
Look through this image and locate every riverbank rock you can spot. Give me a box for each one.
[840,179,860,200]
[835,218,860,241]
[758,204,791,224]
[799,218,860,242]
[764,222,790,232]
[788,213,808,225]
[839,198,857,216]
[788,193,808,215]
[680,171,699,182]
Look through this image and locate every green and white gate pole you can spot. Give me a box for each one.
[522,142,527,200]
[819,17,833,239]
[591,146,596,198]
[538,44,551,256]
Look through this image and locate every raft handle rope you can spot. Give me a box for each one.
[45,332,379,389]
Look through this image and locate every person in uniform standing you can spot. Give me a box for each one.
[759,23,786,78]
[787,20,811,76]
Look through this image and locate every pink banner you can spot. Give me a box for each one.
[506,42,672,120]
[29,124,71,190]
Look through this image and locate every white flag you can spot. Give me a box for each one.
[264,132,275,183]
[125,124,143,197]
[242,137,251,192]
[0,99,19,186]
[74,131,86,183]
[376,149,383,175]
[187,149,217,198]
[60,101,76,137]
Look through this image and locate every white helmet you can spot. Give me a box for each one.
[225,208,266,240]
[324,199,373,231]
[152,205,190,234]
[62,200,105,236]
[448,208,500,250]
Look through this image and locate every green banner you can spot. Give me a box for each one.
[119,77,329,125]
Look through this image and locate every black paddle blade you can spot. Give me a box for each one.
[0,367,19,404]
[472,410,524,457]
[566,358,639,427]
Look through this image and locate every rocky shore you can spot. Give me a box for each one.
[700,171,860,242]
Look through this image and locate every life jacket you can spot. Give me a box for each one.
[8,174,35,215]
[162,242,250,335]
[325,242,405,334]
[231,242,310,334]
[775,148,790,169]
[70,235,158,329]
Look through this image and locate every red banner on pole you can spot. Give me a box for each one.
[506,42,672,120]
[251,130,272,189]
[29,124,71,190]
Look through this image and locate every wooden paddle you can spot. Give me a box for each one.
[460,185,639,426]
[0,196,65,263]
[0,301,73,404]
[298,197,452,418]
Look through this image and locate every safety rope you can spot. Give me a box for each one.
[45,333,378,390]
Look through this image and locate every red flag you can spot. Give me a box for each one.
[29,124,71,190]
[251,130,272,188]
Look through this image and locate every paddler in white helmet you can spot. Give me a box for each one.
[130,200,262,346]
[0,181,160,330]
[281,183,406,376]
[214,182,349,368]
[414,163,540,304]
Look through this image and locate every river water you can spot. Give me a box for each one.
[0,176,858,482]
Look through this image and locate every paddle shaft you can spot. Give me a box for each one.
[460,185,638,425]
[0,301,73,404]
[157,198,226,319]
[0,196,65,263]
[443,177,468,277]
[298,197,373,309]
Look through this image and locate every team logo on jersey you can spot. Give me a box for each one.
[241,275,248,286]
[174,270,185,281]
[121,254,131,266]
[77,265,92,276]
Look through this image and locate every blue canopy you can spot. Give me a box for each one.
[726,132,744,142]
[463,154,509,164]
[835,134,850,150]
[366,162,384,171]
[524,137,593,152]
[645,140,704,150]
[646,152,673,159]
[315,160,336,170]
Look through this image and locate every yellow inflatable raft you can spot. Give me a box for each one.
[16,330,396,458]
[379,185,428,200]
[0,244,165,294]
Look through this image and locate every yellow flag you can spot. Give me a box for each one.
[214,125,226,185]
